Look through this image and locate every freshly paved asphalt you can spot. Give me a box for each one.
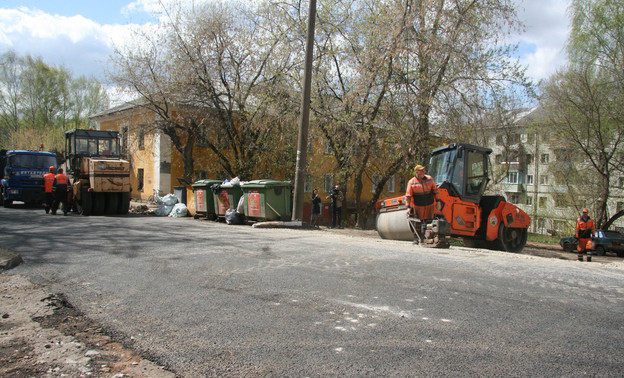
[1,205,623,376]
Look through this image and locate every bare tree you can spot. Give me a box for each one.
[111,1,299,183]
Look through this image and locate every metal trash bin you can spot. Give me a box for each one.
[242,180,292,221]
[191,179,221,219]
[213,181,244,220]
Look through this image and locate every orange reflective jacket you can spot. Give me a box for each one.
[406,175,438,207]
[43,172,55,193]
[54,173,69,185]
[576,216,594,239]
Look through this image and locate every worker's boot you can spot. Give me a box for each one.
[578,254,583,262]
[586,252,592,262]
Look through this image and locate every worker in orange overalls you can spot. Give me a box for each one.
[406,164,443,244]
[576,208,594,262]
[52,167,70,216]
[43,166,55,214]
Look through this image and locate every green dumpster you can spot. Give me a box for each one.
[191,179,221,219]
[242,180,292,221]
[213,181,244,219]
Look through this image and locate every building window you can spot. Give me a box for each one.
[527,133,535,144]
[137,168,144,191]
[618,202,624,212]
[507,171,518,184]
[540,175,549,185]
[400,176,407,193]
[387,176,396,193]
[195,170,208,180]
[496,134,504,145]
[372,174,380,193]
[539,196,547,208]
[525,154,534,164]
[138,125,145,150]
[304,174,313,193]
[508,133,520,144]
[509,194,519,204]
[495,154,502,164]
[619,177,624,188]
[554,195,569,208]
[120,124,129,156]
[525,196,533,206]
[197,125,209,145]
[526,174,534,185]
[540,153,549,164]
[323,174,333,193]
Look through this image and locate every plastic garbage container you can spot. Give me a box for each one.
[213,181,244,220]
[242,180,292,221]
[192,179,221,219]
[173,186,187,205]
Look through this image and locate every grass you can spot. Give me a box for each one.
[527,233,561,244]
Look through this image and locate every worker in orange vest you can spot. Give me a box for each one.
[406,164,443,244]
[52,167,70,216]
[43,166,55,214]
[576,208,594,262]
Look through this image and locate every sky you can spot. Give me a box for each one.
[0,0,572,102]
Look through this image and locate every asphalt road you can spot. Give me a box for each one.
[1,205,624,376]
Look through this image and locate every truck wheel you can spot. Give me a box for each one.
[498,226,527,253]
[118,192,130,214]
[594,246,606,256]
[105,193,119,215]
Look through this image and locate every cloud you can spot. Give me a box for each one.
[511,0,571,83]
[0,7,117,80]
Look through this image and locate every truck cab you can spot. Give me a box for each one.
[0,149,58,207]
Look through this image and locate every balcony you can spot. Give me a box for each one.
[501,182,525,193]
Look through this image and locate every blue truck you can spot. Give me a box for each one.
[0,149,58,207]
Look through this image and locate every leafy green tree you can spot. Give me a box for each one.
[0,51,109,151]
[540,0,624,227]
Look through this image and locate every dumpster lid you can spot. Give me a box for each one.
[192,179,222,187]
[241,180,292,189]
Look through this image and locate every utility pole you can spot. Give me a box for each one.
[292,0,317,221]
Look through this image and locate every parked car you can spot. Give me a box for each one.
[559,230,624,257]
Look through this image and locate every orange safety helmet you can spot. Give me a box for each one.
[49,166,55,173]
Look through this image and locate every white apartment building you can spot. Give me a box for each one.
[482,107,624,236]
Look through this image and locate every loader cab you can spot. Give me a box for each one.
[427,143,492,204]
